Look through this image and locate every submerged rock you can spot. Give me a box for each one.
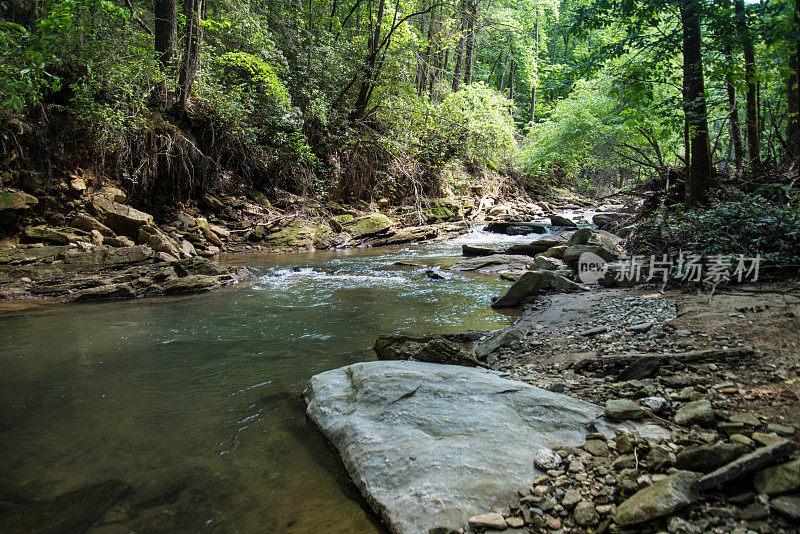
[303,361,664,534]
[0,479,128,534]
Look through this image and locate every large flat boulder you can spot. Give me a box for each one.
[450,254,537,274]
[303,361,663,534]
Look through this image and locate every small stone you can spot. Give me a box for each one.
[562,489,581,507]
[752,432,784,446]
[767,423,794,436]
[505,516,524,528]
[616,431,636,454]
[730,434,754,447]
[629,322,654,333]
[535,448,562,470]
[568,458,584,473]
[753,458,800,494]
[739,502,769,521]
[545,515,562,529]
[585,439,610,456]
[468,512,506,530]
[667,516,701,534]
[640,396,667,413]
[573,501,599,527]
[731,413,761,428]
[674,399,715,427]
[605,399,644,420]
[771,495,800,521]
[596,504,613,515]
[580,326,608,337]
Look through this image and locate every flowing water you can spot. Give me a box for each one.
[0,225,576,533]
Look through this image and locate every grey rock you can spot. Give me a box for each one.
[639,397,667,413]
[468,512,506,530]
[674,399,715,427]
[573,501,599,527]
[667,516,701,534]
[605,399,644,421]
[70,212,115,237]
[614,472,699,526]
[563,244,618,266]
[475,329,524,360]
[485,222,547,235]
[771,495,800,521]
[753,458,800,495]
[374,334,484,368]
[550,215,577,228]
[699,439,796,490]
[303,361,657,534]
[0,188,38,211]
[593,213,625,227]
[491,271,543,308]
[462,245,500,257]
[534,448,563,470]
[584,439,609,457]
[451,254,537,275]
[89,195,153,238]
[676,442,749,473]
[580,326,607,337]
[532,256,566,271]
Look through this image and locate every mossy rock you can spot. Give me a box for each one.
[422,199,461,223]
[330,214,355,232]
[24,226,71,245]
[264,220,334,249]
[340,213,393,238]
[0,189,38,211]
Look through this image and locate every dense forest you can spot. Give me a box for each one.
[1,0,799,261]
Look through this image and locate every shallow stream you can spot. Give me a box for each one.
[0,224,578,532]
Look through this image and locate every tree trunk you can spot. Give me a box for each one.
[681,1,712,206]
[724,42,744,171]
[787,0,800,160]
[508,59,515,101]
[529,11,539,125]
[735,0,759,168]
[351,0,385,120]
[463,0,476,85]
[176,0,203,118]
[451,0,466,93]
[154,0,177,68]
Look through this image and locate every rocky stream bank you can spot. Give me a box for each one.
[304,214,800,534]
[0,171,602,302]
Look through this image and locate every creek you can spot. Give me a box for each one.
[0,225,576,532]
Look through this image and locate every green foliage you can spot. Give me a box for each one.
[0,20,59,115]
[669,193,800,265]
[523,78,629,180]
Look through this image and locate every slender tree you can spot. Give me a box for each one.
[735,0,759,168]
[681,0,712,205]
[177,0,203,118]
